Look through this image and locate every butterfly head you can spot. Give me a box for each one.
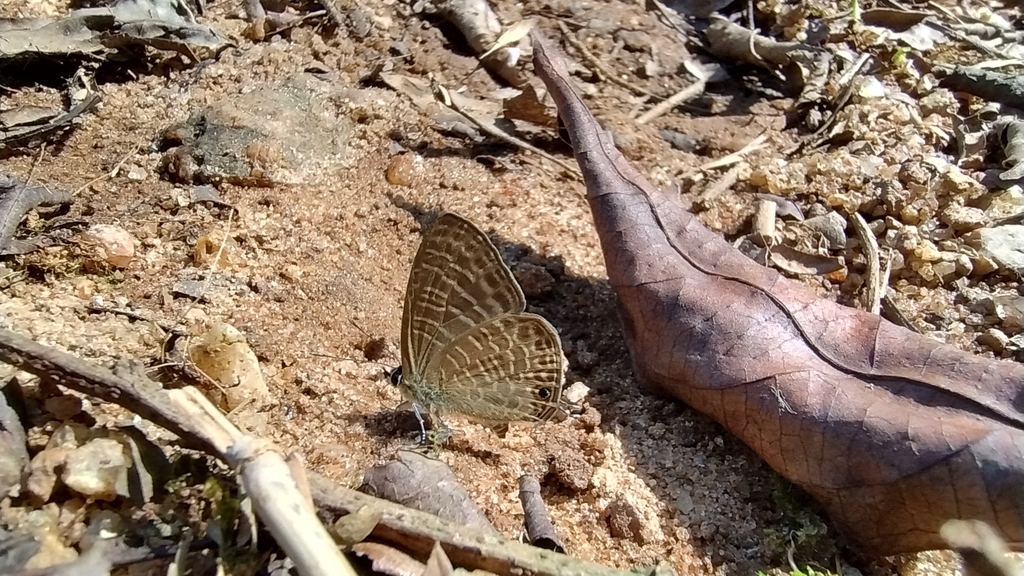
[384,365,403,387]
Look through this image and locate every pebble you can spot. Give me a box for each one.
[675,489,695,515]
[964,225,1024,275]
[27,448,66,503]
[385,153,422,187]
[189,322,270,410]
[604,495,662,544]
[550,451,593,492]
[78,225,136,269]
[940,167,988,202]
[800,211,847,250]
[940,204,987,232]
[61,438,128,501]
[976,328,1010,352]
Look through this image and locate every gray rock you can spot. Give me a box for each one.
[977,328,1010,352]
[965,225,1024,275]
[61,438,128,501]
[158,74,353,187]
[800,211,847,250]
[675,489,694,515]
[0,384,27,498]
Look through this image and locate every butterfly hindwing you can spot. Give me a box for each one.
[422,313,565,423]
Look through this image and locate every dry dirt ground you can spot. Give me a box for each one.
[0,0,999,574]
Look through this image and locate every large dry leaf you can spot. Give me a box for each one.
[532,33,1024,556]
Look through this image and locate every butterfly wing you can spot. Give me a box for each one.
[401,213,526,379]
[422,313,565,423]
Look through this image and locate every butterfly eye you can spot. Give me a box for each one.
[537,387,552,400]
[385,366,403,386]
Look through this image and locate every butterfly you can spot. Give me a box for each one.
[386,212,566,439]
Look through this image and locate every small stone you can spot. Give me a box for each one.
[550,451,593,492]
[79,224,136,269]
[970,254,999,277]
[964,226,1024,275]
[940,168,987,202]
[856,77,885,99]
[21,505,77,569]
[605,496,662,544]
[675,489,694,515]
[616,30,651,52]
[46,423,90,451]
[125,164,147,180]
[977,328,1009,352]
[914,240,942,262]
[801,211,847,250]
[280,264,302,282]
[74,279,96,299]
[189,322,269,410]
[61,438,128,501]
[955,254,973,276]
[511,262,554,297]
[562,382,591,405]
[193,229,242,270]
[940,204,987,232]
[385,153,422,187]
[576,407,602,431]
[965,313,986,327]
[27,448,68,503]
[42,396,82,420]
[933,260,957,281]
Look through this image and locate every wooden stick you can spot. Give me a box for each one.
[518,475,565,553]
[0,328,356,576]
[849,212,882,314]
[310,473,640,576]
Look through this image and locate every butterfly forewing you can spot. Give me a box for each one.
[422,313,565,422]
[401,213,526,378]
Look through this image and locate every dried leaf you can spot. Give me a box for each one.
[535,33,1024,556]
[332,505,383,546]
[479,19,535,62]
[769,245,845,276]
[360,451,499,537]
[350,542,425,576]
[423,541,455,576]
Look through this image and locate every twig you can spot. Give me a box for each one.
[429,80,582,180]
[556,21,652,98]
[695,162,745,205]
[849,212,882,315]
[636,63,707,125]
[87,302,186,336]
[699,134,767,171]
[25,144,46,185]
[0,328,647,576]
[73,144,143,196]
[316,0,346,29]
[646,0,695,40]
[0,328,356,576]
[518,475,565,553]
[311,473,645,576]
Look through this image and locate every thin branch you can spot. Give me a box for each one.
[557,21,652,98]
[429,79,581,180]
[0,328,356,576]
[849,212,882,314]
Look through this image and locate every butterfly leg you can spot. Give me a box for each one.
[411,403,428,443]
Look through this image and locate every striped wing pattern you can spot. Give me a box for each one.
[399,213,565,423]
[422,313,565,422]
[401,213,526,378]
